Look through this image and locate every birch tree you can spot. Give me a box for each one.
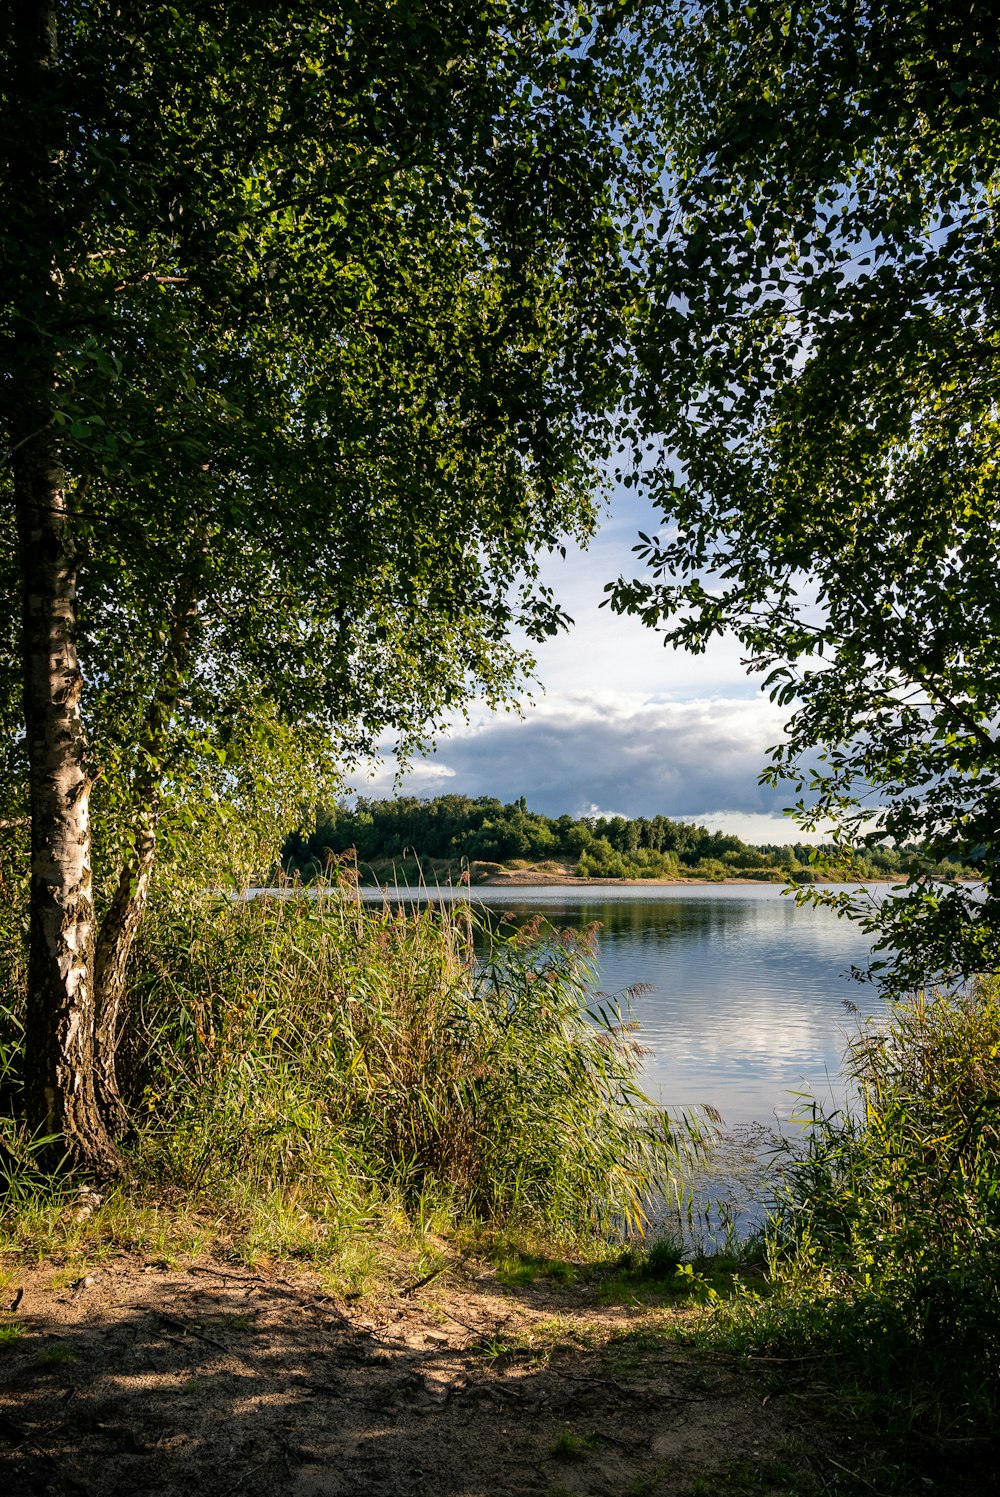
[2,0,647,1169]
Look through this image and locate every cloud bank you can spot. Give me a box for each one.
[341,479,830,840]
[349,690,817,838]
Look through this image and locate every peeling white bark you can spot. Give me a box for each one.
[17,452,117,1169]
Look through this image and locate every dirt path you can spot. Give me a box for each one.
[0,1255,838,1496]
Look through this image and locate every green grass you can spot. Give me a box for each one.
[491,1245,579,1287]
[549,1429,600,1463]
[689,1457,830,1496]
[0,884,710,1273]
[624,1475,663,1497]
[36,1346,77,1365]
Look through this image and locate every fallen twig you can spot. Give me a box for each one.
[745,1351,844,1364]
[401,1266,446,1297]
[187,1265,271,1289]
[153,1310,231,1355]
[0,1411,91,1492]
[218,1460,267,1497]
[187,1263,349,1325]
[546,1368,701,1402]
[426,1307,486,1337]
[824,1452,881,1492]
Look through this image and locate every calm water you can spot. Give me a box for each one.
[359,883,884,1130]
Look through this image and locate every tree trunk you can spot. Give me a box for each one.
[92,809,159,1135]
[93,574,201,1128]
[16,456,120,1175]
[10,0,119,1174]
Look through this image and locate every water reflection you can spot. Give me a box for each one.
[360,884,884,1128]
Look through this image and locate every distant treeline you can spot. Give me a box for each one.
[282,795,968,884]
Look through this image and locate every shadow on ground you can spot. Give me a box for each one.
[0,1258,849,1496]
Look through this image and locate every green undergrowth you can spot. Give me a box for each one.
[695,982,1000,1491]
[0,885,710,1280]
[479,1230,766,1307]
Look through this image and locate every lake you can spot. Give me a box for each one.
[359,883,885,1132]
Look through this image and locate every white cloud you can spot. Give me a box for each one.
[347,476,829,840]
[346,689,823,838]
[687,811,835,845]
[523,500,760,703]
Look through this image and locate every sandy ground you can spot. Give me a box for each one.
[0,1255,844,1497]
[470,865,775,887]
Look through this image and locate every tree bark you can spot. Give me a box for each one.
[16,456,119,1174]
[92,806,159,1136]
[93,576,200,1130]
[10,0,119,1174]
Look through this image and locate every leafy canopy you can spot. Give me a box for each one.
[611,1,1000,990]
[1,1,648,880]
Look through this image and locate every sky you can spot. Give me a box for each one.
[348,480,821,844]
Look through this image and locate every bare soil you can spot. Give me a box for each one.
[0,1254,849,1497]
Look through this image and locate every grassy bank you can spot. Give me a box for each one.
[3,892,999,1491]
[698,982,1000,1489]
[0,887,708,1280]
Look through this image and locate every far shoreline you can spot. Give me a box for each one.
[463,870,907,887]
[336,864,922,890]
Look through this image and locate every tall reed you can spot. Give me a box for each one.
[120,885,705,1240]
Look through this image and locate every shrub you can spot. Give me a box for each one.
[715,982,1000,1460]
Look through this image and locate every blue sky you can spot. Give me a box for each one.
[350,481,819,843]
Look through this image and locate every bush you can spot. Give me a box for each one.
[715,983,1000,1462]
[575,844,680,880]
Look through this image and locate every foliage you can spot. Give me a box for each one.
[2,2,664,1157]
[610,2,1000,991]
[709,983,1000,1467]
[2,0,649,850]
[48,888,705,1238]
[777,986,1000,1283]
[282,792,964,883]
